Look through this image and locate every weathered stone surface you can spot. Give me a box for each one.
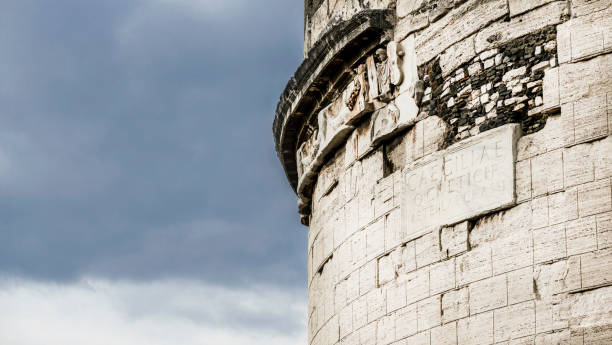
[475,2,565,53]
[556,6,612,63]
[430,322,457,345]
[430,258,455,294]
[456,246,492,286]
[406,266,430,304]
[402,124,520,239]
[395,303,418,339]
[441,287,469,323]
[457,311,494,345]
[415,0,508,65]
[397,0,425,18]
[417,295,441,331]
[440,221,469,258]
[439,35,476,77]
[494,301,536,343]
[508,0,558,17]
[469,274,507,314]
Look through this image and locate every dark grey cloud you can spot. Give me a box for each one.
[0,0,307,287]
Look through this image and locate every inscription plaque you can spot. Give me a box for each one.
[401,124,520,240]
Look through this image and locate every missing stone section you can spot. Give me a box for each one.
[418,25,559,147]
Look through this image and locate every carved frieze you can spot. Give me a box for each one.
[295,35,425,219]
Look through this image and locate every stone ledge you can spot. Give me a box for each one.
[273,9,395,193]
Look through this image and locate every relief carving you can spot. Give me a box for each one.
[297,129,319,179]
[297,38,423,216]
[371,102,400,145]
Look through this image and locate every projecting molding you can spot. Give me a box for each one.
[273,9,395,192]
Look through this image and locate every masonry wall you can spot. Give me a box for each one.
[303,1,612,345]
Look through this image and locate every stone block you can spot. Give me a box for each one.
[346,273,360,304]
[559,54,612,106]
[430,322,457,345]
[395,12,429,42]
[578,178,612,217]
[566,216,598,256]
[469,274,508,314]
[597,211,612,250]
[573,93,608,144]
[457,311,494,345]
[358,189,375,230]
[375,175,394,219]
[508,0,558,17]
[564,142,596,188]
[397,0,425,18]
[360,259,377,296]
[531,149,564,197]
[548,188,579,226]
[406,331,430,345]
[430,258,456,295]
[359,321,377,345]
[556,21,572,64]
[415,231,442,268]
[417,295,441,332]
[580,248,612,289]
[492,227,533,275]
[367,288,386,322]
[474,2,566,53]
[441,287,469,323]
[507,267,535,304]
[366,217,385,261]
[516,159,532,202]
[534,223,567,264]
[422,115,449,156]
[337,241,353,280]
[395,303,418,339]
[440,221,469,258]
[352,294,368,330]
[387,281,407,313]
[594,136,612,180]
[405,119,425,164]
[339,304,353,339]
[557,7,612,62]
[542,67,560,112]
[415,0,508,64]
[456,246,492,286]
[571,0,611,18]
[345,130,359,169]
[377,314,396,345]
[379,253,397,286]
[351,229,367,270]
[558,286,612,344]
[517,114,570,161]
[493,301,536,343]
[440,35,476,77]
[530,195,550,229]
[385,208,405,251]
[535,330,570,345]
[406,267,430,304]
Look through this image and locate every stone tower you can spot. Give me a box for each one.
[274,1,612,344]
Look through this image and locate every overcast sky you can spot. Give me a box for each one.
[0,1,308,344]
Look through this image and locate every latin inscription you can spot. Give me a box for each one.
[401,124,520,239]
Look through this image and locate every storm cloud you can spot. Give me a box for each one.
[0,0,308,343]
[0,0,305,285]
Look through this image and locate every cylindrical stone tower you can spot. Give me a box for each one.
[274,1,612,344]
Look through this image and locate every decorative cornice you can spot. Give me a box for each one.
[273,10,395,192]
